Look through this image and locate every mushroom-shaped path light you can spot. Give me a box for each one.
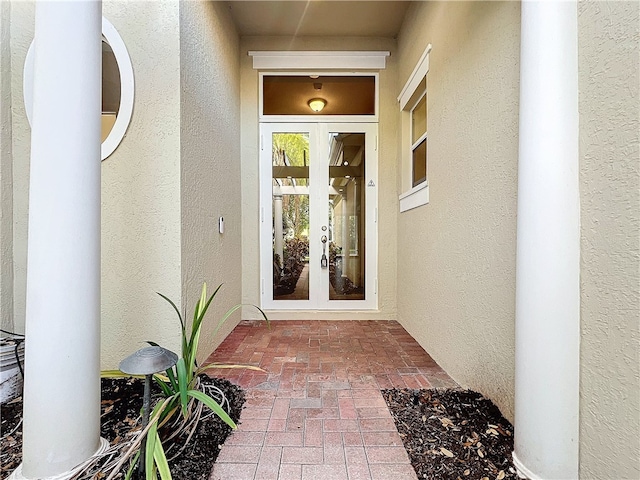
[119,346,178,478]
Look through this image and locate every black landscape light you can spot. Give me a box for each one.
[119,346,178,479]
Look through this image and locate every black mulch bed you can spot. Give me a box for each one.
[1,376,244,480]
[383,389,518,480]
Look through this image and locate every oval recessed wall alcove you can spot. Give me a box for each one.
[23,16,134,161]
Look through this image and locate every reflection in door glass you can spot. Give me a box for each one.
[328,133,365,301]
[272,133,310,300]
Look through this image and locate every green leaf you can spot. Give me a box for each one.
[153,433,172,480]
[176,358,188,417]
[145,426,157,479]
[187,284,223,376]
[187,389,237,429]
[165,366,178,391]
[124,451,140,480]
[196,282,207,319]
[153,375,173,397]
[101,369,143,379]
[157,291,187,353]
[197,362,266,375]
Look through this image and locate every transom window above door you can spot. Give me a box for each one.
[263,75,376,116]
[251,50,388,122]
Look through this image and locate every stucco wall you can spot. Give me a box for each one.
[8,1,183,368]
[0,0,14,333]
[8,0,32,337]
[395,1,520,421]
[240,36,398,321]
[100,1,182,368]
[578,2,640,478]
[179,1,242,362]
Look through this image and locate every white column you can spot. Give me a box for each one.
[21,1,103,478]
[274,195,284,267]
[513,1,580,479]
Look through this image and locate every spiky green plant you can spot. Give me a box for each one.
[141,282,268,479]
[102,283,268,480]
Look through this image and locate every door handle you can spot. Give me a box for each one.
[321,235,328,268]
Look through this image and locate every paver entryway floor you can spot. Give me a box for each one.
[205,320,458,480]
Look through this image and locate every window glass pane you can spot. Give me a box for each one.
[412,94,427,143]
[328,133,365,301]
[272,133,310,300]
[263,76,375,115]
[412,138,427,187]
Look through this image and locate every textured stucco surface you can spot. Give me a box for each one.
[240,36,398,321]
[395,1,520,421]
[8,1,183,368]
[0,0,14,333]
[8,0,32,336]
[578,2,640,478]
[180,1,242,362]
[100,1,182,368]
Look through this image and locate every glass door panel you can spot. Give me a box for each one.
[260,123,377,310]
[327,133,365,301]
[272,133,311,301]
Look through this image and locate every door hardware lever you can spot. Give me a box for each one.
[321,235,328,268]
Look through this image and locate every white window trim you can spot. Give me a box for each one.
[398,44,431,109]
[398,44,432,212]
[399,182,429,213]
[249,51,390,70]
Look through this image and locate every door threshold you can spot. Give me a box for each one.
[260,310,389,321]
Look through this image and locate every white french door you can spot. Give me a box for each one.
[260,123,378,310]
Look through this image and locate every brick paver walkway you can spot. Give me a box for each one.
[205,320,458,480]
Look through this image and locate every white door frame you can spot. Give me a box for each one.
[259,122,378,310]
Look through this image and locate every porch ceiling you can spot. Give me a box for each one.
[223,1,412,37]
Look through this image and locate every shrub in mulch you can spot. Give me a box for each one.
[0,376,244,480]
[383,389,518,480]
[328,242,364,295]
[275,237,309,295]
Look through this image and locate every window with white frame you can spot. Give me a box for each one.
[410,88,427,187]
[398,44,431,212]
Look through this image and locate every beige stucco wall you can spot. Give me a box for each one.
[0,0,14,333]
[8,1,32,337]
[100,1,182,368]
[179,1,242,363]
[577,2,640,478]
[240,36,398,320]
[395,1,520,421]
[8,1,183,368]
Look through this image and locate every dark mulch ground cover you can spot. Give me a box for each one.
[0,399,22,477]
[383,389,518,480]
[1,376,244,480]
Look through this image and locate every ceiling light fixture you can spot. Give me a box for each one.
[308,98,326,113]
